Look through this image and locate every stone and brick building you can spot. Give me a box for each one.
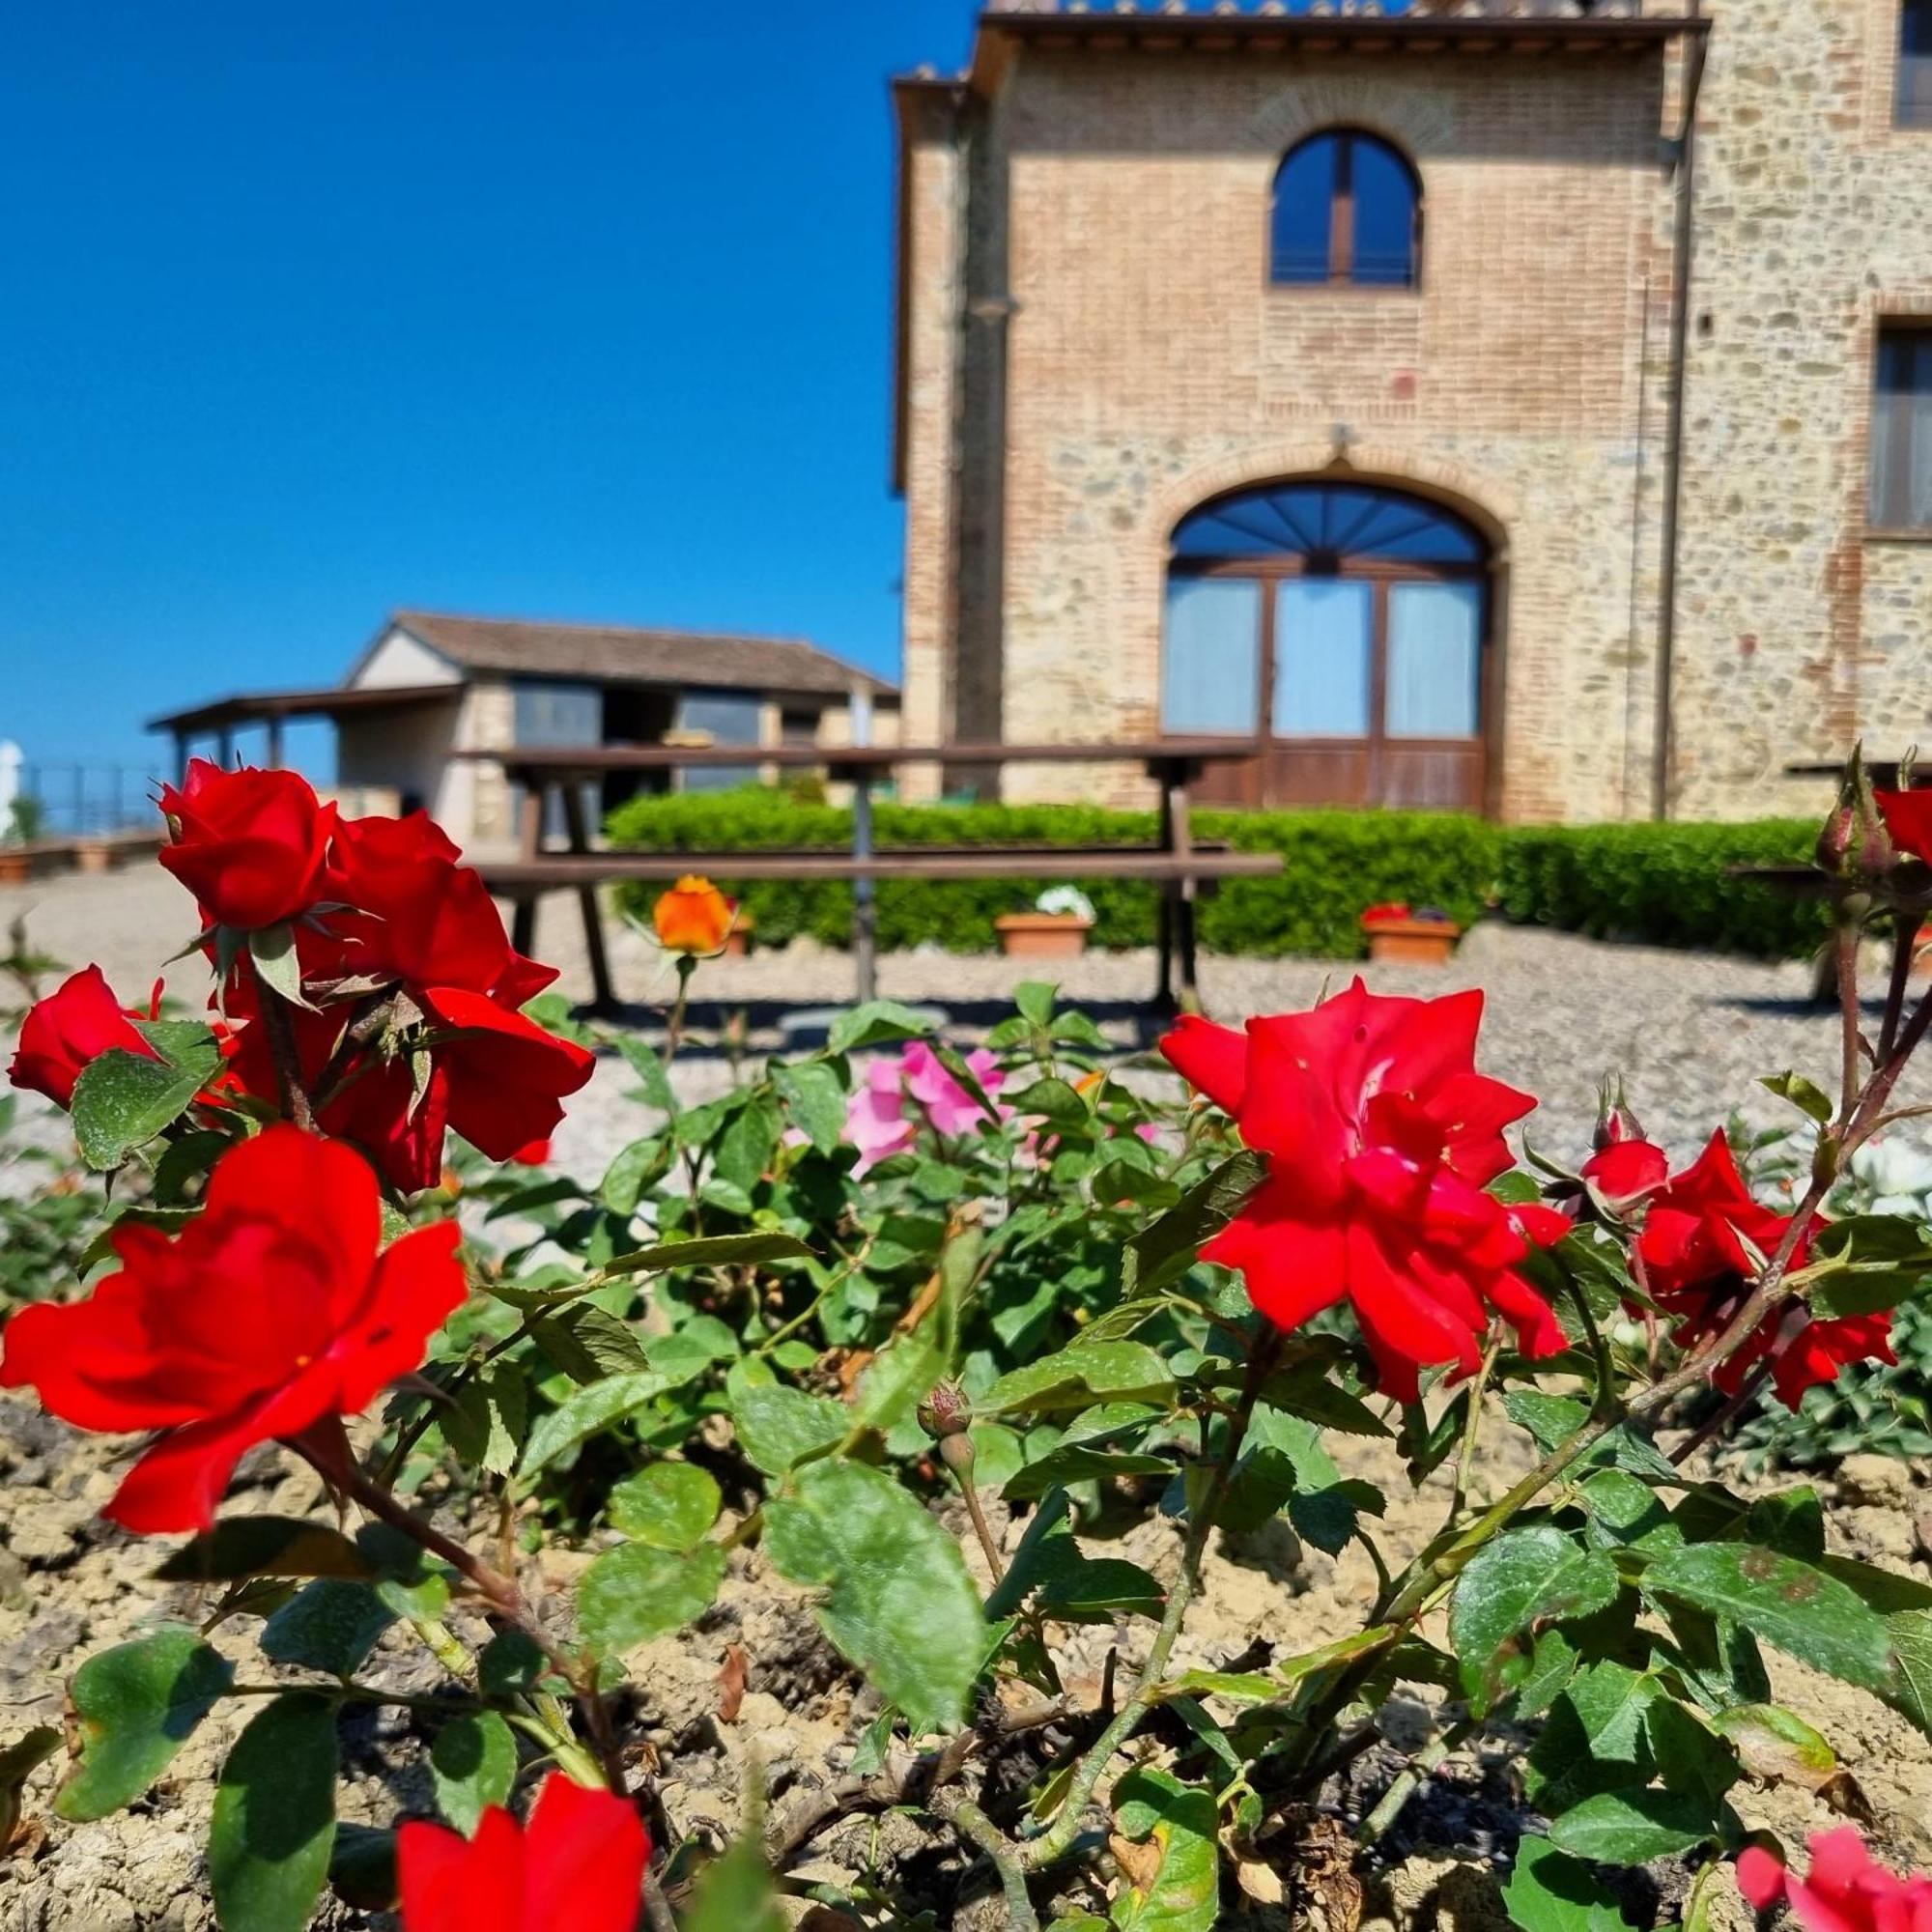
[892,0,1932,822]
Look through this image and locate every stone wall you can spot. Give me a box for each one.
[1671,0,1932,820]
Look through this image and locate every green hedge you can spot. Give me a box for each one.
[605,789,1827,961]
[1495,819,1824,959]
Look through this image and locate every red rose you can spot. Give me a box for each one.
[323,812,554,1005]
[1876,787,1932,866]
[398,1772,650,1932]
[1161,981,1562,1400]
[1581,1136,1669,1207]
[1738,1828,1932,1932]
[8,965,159,1108]
[158,759,335,931]
[0,1126,465,1531]
[419,985,595,1166]
[1637,1130,1892,1409]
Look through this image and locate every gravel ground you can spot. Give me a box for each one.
[5,865,1927,1183]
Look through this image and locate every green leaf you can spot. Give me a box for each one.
[714,1093,783,1195]
[428,1711,517,1835]
[1502,1837,1637,1932]
[853,1329,945,1435]
[730,1382,849,1474]
[602,1232,812,1275]
[610,1034,675,1114]
[441,1364,528,1475]
[1108,1767,1219,1932]
[70,1046,209,1170]
[55,1628,235,1822]
[355,1523,454,1622]
[1121,1151,1268,1299]
[1646,1699,1741,1808]
[827,1000,933,1053]
[981,1340,1176,1416]
[1524,1663,1661,1815]
[1450,1526,1621,1713]
[529,1304,652,1383]
[1259,1361,1390,1439]
[608,1462,722,1550]
[600,1136,668,1216]
[1881,1605,1932,1738]
[246,921,310,1009]
[153,1518,377,1584]
[773,1060,847,1153]
[1762,1069,1835,1126]
[1639,1543,1896,1693]
[579,1542,727,1653]
[1711,1703,1840,1792]
[763,1459,984,1733]
[682,1830,787,1932]
[516,1371,672,1482]
[1546,1788,1718,1863]
[209,1692,338,1932]
[1014,980,1058,1028]
[1577,1469,1682,1554]
[1003,1445,1176,1503]
[477,1630,555,1698]
[261,1581,395,1677]
[1802,1215,1932,1321]
[1037,1557,1166,1622]
[1006,1074,1086,1124]
[327,1823,398,1913]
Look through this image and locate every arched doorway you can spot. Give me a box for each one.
[1160,480,1495,812]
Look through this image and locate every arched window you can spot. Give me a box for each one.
[1270,130,1421,289]
[1161,482,1492,812]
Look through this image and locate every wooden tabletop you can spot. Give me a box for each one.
[458,737,1267,776]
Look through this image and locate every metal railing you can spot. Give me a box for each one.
[14,764,161,838]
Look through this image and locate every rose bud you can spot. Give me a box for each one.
[651,875,735,957]
[8,965,159,1109]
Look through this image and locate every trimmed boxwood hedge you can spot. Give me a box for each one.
[605,789,1828,962]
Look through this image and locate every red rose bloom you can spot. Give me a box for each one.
[0,1127,465,1531]
[1638,1131,1893,1409]
[8,965,159,1108]
[323,812,554,1006]
[1876,787,1932,866]
[1738,1829,1932,1932]
[1162,981,1563,1401]
[158,759,335,931]
[398,1773,650,1932]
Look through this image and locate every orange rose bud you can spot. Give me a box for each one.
[652,875,735,956]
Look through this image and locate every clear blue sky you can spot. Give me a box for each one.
[0,1,981,785]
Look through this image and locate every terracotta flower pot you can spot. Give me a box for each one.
[74,839,115,875]
[722,916,755,958]
[1362,917,1462,966]
[0,849,32,885]
[995,912,1094,959]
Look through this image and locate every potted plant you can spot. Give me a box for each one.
[1359,899,1463,965]
[995,884,1096,959]
[0,795,45,884]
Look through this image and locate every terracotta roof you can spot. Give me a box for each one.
[386,611,897,699]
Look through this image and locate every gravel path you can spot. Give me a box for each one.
[5,866,1924,1183]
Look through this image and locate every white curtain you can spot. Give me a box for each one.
[1161,578,1262,733]
[1386,582,1482,740]
[1274,580,1371,737]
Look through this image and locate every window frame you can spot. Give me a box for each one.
[1268,128,1423,292]
[1870,321,1932,534]
[1900,0,1932,129]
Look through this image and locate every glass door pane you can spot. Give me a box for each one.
[1162,578,1263,733]
[1273,580,1372,737]
[1386,582,1482,739]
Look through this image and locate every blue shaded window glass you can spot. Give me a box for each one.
[675,690,763,793]
[1162,579,1263,734]
[1275,581,1373,738]
[1386,583,1482,738]
[1903,0,1932,127]
[1171,484,1480,566]
[1270,138,1335,285]
[1351,138,1418,287]
[1271,130,1419,288]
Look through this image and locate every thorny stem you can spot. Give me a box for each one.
[1447,1341,1501,1522]
[286,1432,627,1794]
[1880,914,1923,1063]
[1837,920,1864,1118]
[1667,1351,1777,1469]
[942,1797,1040,1932]
[1013,1331,1283,1872]
[1355,1718,1474,1845]
[663,954,696,1065]
[255,981,316,1133]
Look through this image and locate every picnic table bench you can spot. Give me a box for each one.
[458,738,1283,1013]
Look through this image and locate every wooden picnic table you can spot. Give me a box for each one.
[457,738,1282,1013]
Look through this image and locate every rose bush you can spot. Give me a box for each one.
[7,757,1932,1931]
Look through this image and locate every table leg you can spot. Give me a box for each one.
[517,781,545,863]
[1155,890,1175,1011]
[511,897,536,957]
[852,773,877,1004]
[559,781,617,1013]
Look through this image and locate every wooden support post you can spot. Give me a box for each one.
[266,716,285,770]
[216,726,235,770]
[517,779,545,863]
[1155,758,1203,1013]
[559,779,616,1013]
[849,685,877,1005]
